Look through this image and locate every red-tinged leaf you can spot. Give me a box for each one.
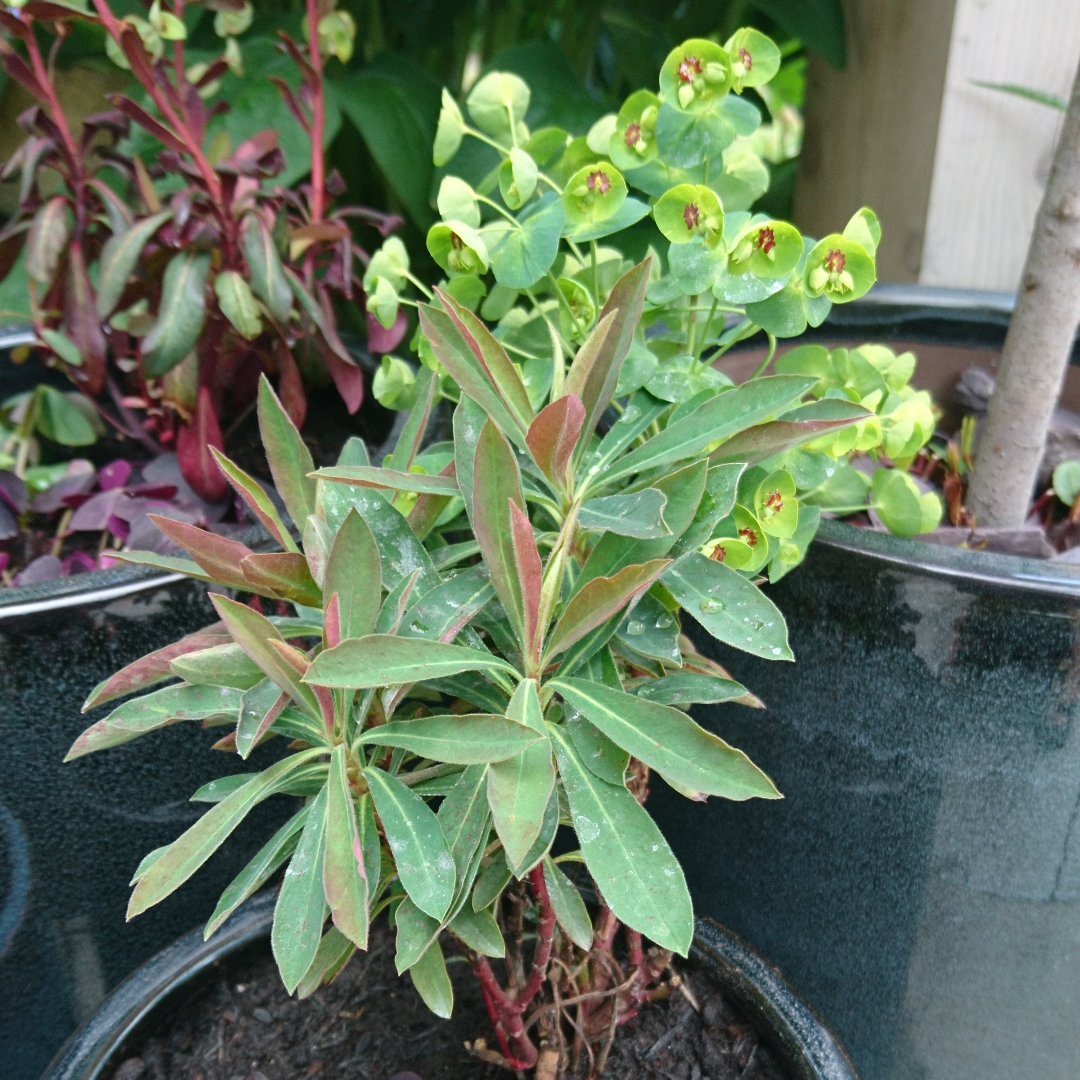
[210,447,296,552]
[276,344,307,428]
[25,195,69,285]
[242,553,322,607]
[258,374,316,528]
[324,509,381,641]
[64,242,107,395]
[148,514,258,592]
[236,679,289,759]
[709,402,870,464]
[324,594,342,649]
[0,12,34,44]
[266,640,333,733]
[419,304,528,446]
[472,419,527,642]
[22,1,100,21]
[322,341,364,414]
[83,624,229,711]
[323,745,369,948]
[110,94,188,155]
[407,460,456,542]
[509,501,542,665]
[0,41,48,103]
[366,308,407,354]
[564,257,650,438]
[389,366,437,474]
[269,75,309,133]
[96,208,172,318]
[212,594,323,719]
[546,559,671,660]
[178,387,228,502]
[0,220,28,285]
[526,394,585,486]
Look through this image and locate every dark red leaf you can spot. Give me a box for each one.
[0,42,48,103]
[320,337,364,415]
[177,386,229,502]
[109,95,188,156]
[509,500,542,664]
[366,308,407,354]
[64,242,106,394]
[276,343,307,429]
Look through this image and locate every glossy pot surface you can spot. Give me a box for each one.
[40,891,858,1080]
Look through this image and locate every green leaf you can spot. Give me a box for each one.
[565,701,628,786]
[142,252,209,377]
[487,192,566,289]
[128,748,323,918]
[389,365,438,473]
[236,678,287,759]
[307,635,518,688]
[66,683,242,760]
[170,642,264,690]
[363,766,456,920]
[35,386,97,446]
[634,671,747,705]
[563,197,650,243]
[453,394,487,528]
[215,270,262,340]
[26,196,69,285]
[240,213,292,323]
[488,734,555,872]
[358,714,541,764]
[395,897,440,973]
[663,551,793,661]
[505,677,545,733]
[548,724,692,954]
[400,565,493,642]
[543,855,593,950]
[324,508,381,642]
[110,550,216,583]
[39,329,83,370]
[607,376,816,483]
[579,489,670,539]
[473,856,512,911]
[437,764,492,880]
[614,592,681,665]
[449,904,504,957]
[551,677,779,800]
[409,937,453,1018]
[972,79,1068,111]
[258,374,316,530]
[210,448,296,552]
[204,805,309,939]
[296,926,355,1000]
[323,746,369,949]
[314,466,459,496]
[240,553,322,607]
[96,209,171,317]
[512,785,560,877]
[273,785,329,994]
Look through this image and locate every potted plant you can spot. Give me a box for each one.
[50,27,918,1077]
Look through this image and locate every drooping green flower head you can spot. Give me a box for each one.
[803,236,875,302]
[724,28,781,92]
[654,184,724,248]
[466,71,530,141]
[609,90,661,171]
[499,148,539,210]
[660,39,732,113]
[433,89,465,167]
[426,221,490,276]
[727,220,802,278]
[562,163,627,225]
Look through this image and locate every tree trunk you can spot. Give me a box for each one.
[966,57,1080,528]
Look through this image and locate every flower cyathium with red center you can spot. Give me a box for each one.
[562,162,627,226]
[610,89,660,169]
[587,170,611,195]
[426,219,489,276]
[725,27,781,91]
[754,470,799,538]
[655,184,724,248]
[804,235,876,302]
[660,38,731,112]
[727,219,802,278]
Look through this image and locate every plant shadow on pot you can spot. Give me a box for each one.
[40,892,858,1080]
[653,289,1080,1080]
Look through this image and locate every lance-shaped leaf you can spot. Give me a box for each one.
[323,745,369,949]
[170,643,264,690]
[313,466,459,496]
[241,212,292,323]
[709,398,870,465]
[634,671,748,705]
[672,462,747,555]
[273,785,329,993]
[579,489,671,539]
[142,252,210,377]
[96,209,171,317]
[210,448,296,552]
[395,897,440,974]
[212,594,323,717]
[205,805,309,939]
[663,551,793,661]
[543,855,593,950]
[258,374,316,530]
[606,375,817,483]
[546,559,670,660]
[488,734,555,871]
[548,724,692,954]
[323,509,381,642]
[66,683,242,760]
[129,748,323,917]
[26,195,69,285]
[236,678,289,759]
[147,515,265,594]
[83,623,228,710]
[407,460,457,542]
[306,635,518,688]
[450,903,504,957]
[509,501,542,664]
[296,926,355,1000]
[358,714,541,763]
[420,300,531,446]
[438,765,491,880]
[551,677,779,800]
[111,551,213,581]
[363,767,456,920]
[409,938,453,1018]
[564,258,650,438]
[506,677,545,733]
[526,394,585,485]
[241,553,322,607]
[215,270,263,340]
[389,365,437,473]
[453,394,486,529]
[472,419,527,640]
[400,565,492,642]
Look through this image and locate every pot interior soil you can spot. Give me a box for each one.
[103,922,788,1080]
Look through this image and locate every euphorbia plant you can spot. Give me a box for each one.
[0,0,399,506]
[70,253,885,1077]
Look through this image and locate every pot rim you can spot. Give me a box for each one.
[39,893,858,1080]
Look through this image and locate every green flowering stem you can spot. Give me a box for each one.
[535,170,564,196]
[590,240,601,310]
[695,296,719,362]
[545,271,588,340]
[524,287,575,361]
[476,194,522,228]
[751,333,778,378]
[402,271,434,300]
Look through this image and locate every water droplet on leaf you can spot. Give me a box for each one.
[700,599,725,613]
[626,620,645,636]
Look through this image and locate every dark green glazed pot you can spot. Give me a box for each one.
[39,891,857,1080]
[653,516,1080,1080]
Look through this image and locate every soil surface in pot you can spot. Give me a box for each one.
[105,923,787,1080]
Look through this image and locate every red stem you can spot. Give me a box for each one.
[516,865,557,1011]
[172,0,185,86]
[305,0,325,224]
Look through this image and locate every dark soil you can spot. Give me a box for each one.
[104,923,788,1080]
